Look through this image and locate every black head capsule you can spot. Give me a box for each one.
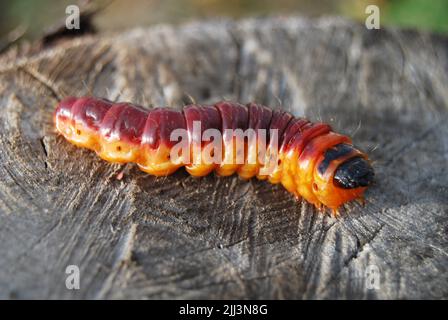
[333,157,374,189]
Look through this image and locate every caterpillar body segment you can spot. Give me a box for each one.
[54,97,374,213]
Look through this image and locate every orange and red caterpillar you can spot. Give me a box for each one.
[54,97,374,215]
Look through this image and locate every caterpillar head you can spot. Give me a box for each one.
[312,144,374,211]
[333,157,374,189]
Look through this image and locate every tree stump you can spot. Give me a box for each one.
[0,17,447,299]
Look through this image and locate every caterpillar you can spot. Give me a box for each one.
[54,97,374,215]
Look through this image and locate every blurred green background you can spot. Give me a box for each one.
[1,0,448,42]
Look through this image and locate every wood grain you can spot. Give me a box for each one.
[0,17,447,299]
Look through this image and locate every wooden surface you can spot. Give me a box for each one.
[0,17,447,299]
